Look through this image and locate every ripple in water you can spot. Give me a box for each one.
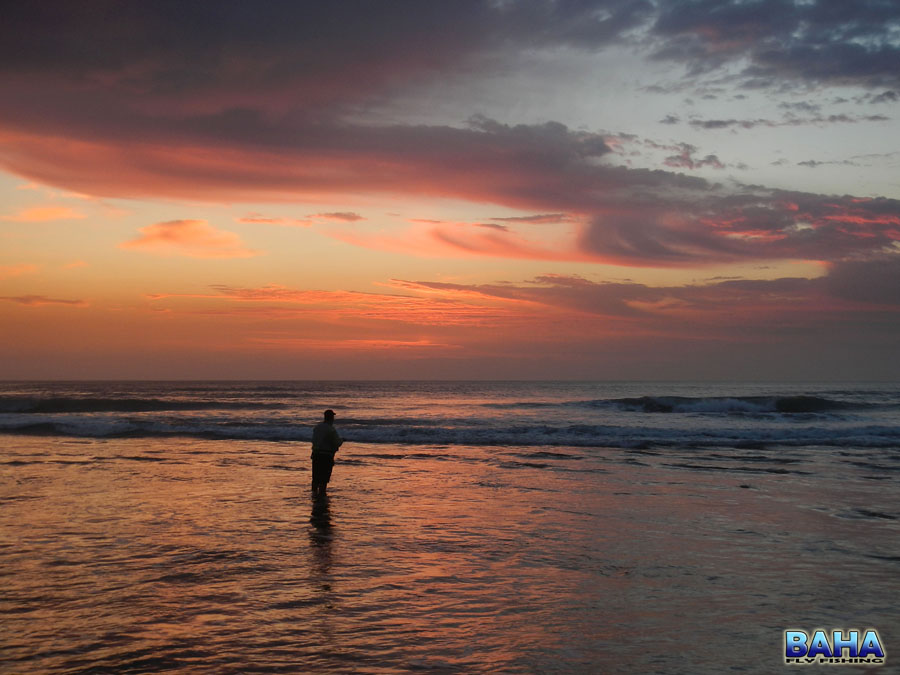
[2,426,899,671]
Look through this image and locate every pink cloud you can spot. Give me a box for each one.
[120,220,259,258]
[0,114,621,212]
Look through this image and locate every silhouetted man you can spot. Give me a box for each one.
[311,409,342,495]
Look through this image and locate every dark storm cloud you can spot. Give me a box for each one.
[652,0,900,88]
[0,1,898,270]
[0,2,894,141]
[0,0,653,107]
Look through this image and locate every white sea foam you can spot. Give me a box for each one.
[0,382,898,450]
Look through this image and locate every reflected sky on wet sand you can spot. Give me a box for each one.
[2,435,898,672]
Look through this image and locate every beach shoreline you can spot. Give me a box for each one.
[3,431,897,673]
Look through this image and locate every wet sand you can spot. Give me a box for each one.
[2,435,898,673]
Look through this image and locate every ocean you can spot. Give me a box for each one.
[1,381,898,673]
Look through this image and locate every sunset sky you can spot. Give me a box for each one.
[1,1,899,380]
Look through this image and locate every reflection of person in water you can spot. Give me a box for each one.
[309,494,332,550]
[308,494,334,603]
[311,409,343,496]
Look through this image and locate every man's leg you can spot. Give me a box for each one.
[312,455,322,494]
[320,457,334,493]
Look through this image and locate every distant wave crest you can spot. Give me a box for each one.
[486,394,875,415]
[604,395,869,414]
[2,416,899,449]
[0,396,286,414]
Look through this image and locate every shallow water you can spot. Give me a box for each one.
[2,431,898,673]
[3,380,899,449]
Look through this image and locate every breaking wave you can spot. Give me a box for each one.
[2,415,899,449]
[486,395,878,415]
[601,395,872,414]
[1,383,897,451]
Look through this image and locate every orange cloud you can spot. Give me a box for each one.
[1,206,86,222]
[329,219,593,262]
[147,283,527,327]
[248,337,458,351]
[0,263,38,279]
[236,213,312,227]
[121,219,259,258]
